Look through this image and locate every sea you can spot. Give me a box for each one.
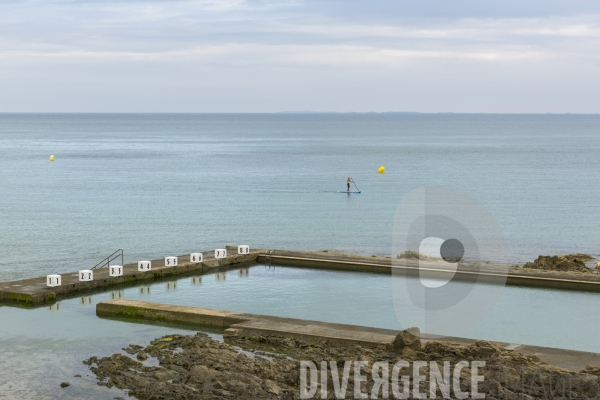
[1,113,600,398]
[1,113,599,282]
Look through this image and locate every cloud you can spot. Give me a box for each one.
[0,0,598,111]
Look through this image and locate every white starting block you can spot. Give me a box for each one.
[165,256,177,267]
[238,245,250,255]
[109,265,123,277]
[215,249,227,259]
[190,253,203,263]
[79,270,93,282]
[138,260,151,272]
[46,274,61,287]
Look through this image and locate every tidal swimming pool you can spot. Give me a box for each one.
[1,264,599,398]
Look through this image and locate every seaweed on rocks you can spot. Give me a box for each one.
[83,330,600,399]
[520,254,596,273]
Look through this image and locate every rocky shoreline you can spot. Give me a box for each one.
[83,330,600,399]
[516,254,597,274]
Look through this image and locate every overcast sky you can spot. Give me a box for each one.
[1,0,599,113]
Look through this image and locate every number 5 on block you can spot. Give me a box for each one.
[165,256,177,267]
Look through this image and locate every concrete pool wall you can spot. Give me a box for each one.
[3,248,600,306]
[96,298,600,372]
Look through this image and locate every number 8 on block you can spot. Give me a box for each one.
[165,256,177,267]
[238,245,250,255]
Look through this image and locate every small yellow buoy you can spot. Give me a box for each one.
[597,261,600,268]
[49,155,55,162]
[378,166,385,173]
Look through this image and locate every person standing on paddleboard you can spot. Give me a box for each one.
[347,177,351,192]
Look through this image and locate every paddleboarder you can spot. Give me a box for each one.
[347,177,351,192]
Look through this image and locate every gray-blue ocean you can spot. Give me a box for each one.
[1,113,600,398]
[1,113,599,281]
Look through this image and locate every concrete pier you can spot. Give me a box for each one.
[0,246,260,305]
[97,299,600,372]
[3,248,600,305]
[258,250,600,291]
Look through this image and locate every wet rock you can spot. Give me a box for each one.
[84,331,588,400]
[521,254,595,273]
[397,251,440,261]
[122,347,138,355]
[189,365,219,383]
[585,364,600,375]
[136,352,147,361]
[60,382,70,388]
[392,327,422,352]
[264,379,281,395]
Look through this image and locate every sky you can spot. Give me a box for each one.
[0,0,599,113]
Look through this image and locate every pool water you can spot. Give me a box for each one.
[1,264,598,398]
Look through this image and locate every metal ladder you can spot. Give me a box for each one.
[92,249,124,270]
[265,249,275,269]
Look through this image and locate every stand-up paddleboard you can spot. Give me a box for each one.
[340,178,361,193]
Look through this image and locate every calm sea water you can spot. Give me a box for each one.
[1,113,599,282]
[1,113,599,398]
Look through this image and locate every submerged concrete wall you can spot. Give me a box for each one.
[97,299,600,372]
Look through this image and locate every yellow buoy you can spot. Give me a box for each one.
[378,166,385,173]
[49,155,55,162]
[597,261,600,268]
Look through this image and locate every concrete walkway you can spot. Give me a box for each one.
[97,299,600,372]
[0,246,259,305]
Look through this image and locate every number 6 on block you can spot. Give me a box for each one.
[109,265,123,277]
[79,270,93,282]
[165,256,177,267]
[215,249,227,259]
[190,253,203,263]
[138,261,151,272]
[46,274,61,287]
